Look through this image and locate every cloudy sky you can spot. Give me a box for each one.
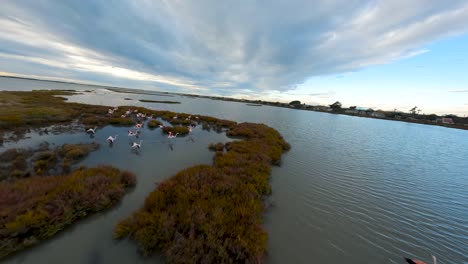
[1,0,467,115]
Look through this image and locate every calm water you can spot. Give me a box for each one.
[1,78,467,264]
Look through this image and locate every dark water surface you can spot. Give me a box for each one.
[1,78,467,263]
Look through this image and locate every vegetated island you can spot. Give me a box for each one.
[115,122,289,263]
[0,142,99,180]
[0,165,136,258]
[0,90,290,263]
[106,87,174,97]
[139,99,181,104]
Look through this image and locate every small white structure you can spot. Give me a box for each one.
[436,118,454,124]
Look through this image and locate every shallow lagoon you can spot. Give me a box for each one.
[2,78,468,263]
[3,122,232,264]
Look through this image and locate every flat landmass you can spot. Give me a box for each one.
[139,99,181,104]
[106,87,174,97]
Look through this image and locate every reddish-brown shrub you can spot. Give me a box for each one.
[116,122,289,263]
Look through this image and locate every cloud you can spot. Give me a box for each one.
[1,1,468,94]
[449,90,468,93]
[309,91,336,98]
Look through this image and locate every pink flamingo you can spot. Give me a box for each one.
[128,130,138,137]
[107,135,118,144]
[86,127,97,135]
[131,140,142,149]
[168,132,179,139]
[135,123,143,129]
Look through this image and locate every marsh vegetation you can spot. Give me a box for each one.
[0,142,99,181]
[115,122,289,263]
[0,90,289,263]
[0,165,136,258]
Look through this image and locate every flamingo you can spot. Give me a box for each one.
[108,109,114,115]
[135,123,143,129]
[405,255,436,264]
[128,130,138,137]
[107,135,118,144]
[86,127,97,135]
[173,115,178,119]
[187,126,195,142]
[168,132,179,139]
[121,114,126,118]
[167,132,178,150]
[131,140,142,149]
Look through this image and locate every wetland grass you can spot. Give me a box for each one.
[147,119,163,129]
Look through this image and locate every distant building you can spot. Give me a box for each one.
[436,118,454,124]
[371,112,386,118]
[345,109,358,114]
[313,106,332,112]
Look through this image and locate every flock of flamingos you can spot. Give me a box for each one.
[85,107,196,152]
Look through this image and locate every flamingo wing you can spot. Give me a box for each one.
[405,258,426,264]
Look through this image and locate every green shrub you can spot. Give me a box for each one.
[109,117,134,126]
[33,160,48,176]
[162,126,189,135]
[58,143,99,162]
[147,119,162,128]
[33,151,56,161]
[208,142,224,151]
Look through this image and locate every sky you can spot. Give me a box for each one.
[0,1,467,115]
